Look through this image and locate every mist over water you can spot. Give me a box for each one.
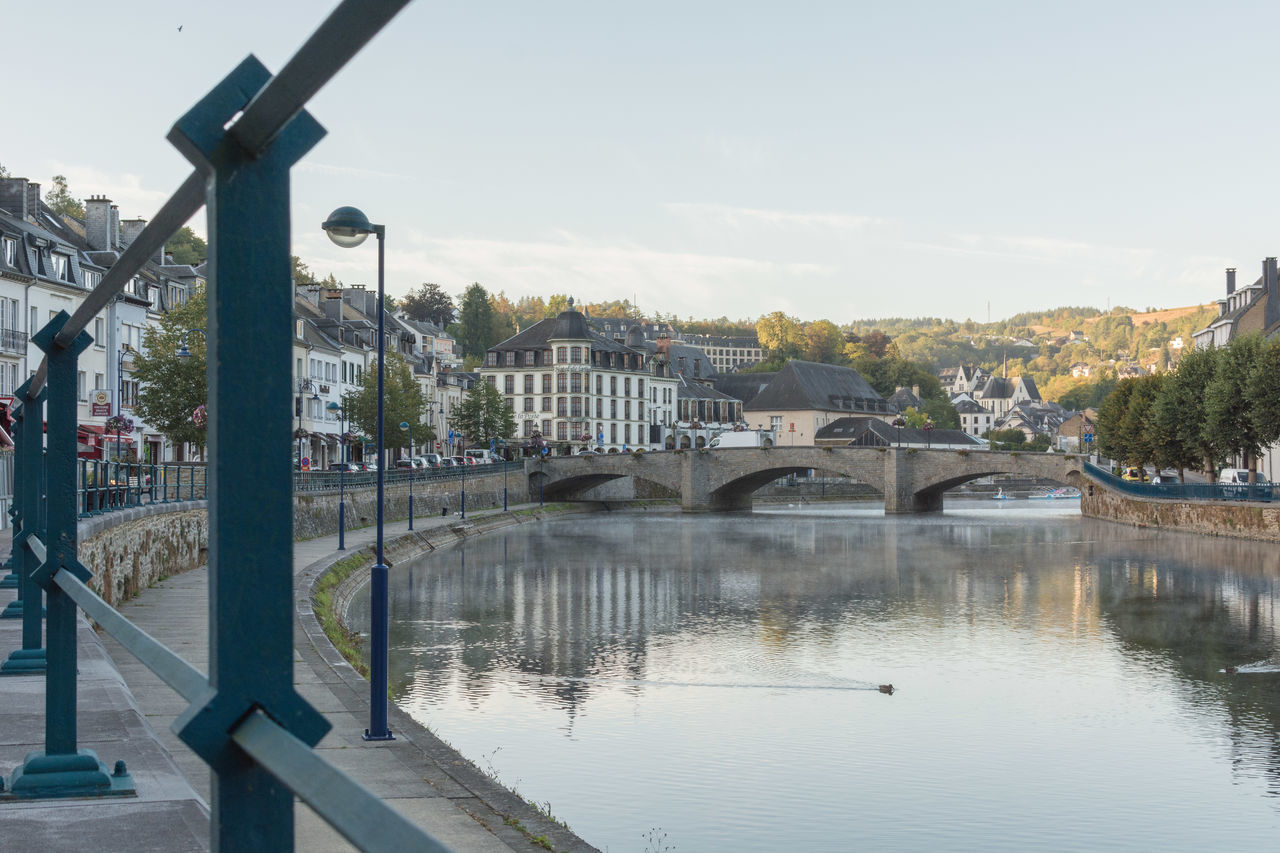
[349,503,1280,852]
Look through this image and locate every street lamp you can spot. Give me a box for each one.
[924,416,935,449]
[322,204,393,742]
[458,430,467,519]
[296,378,320,472]
[437,403,445,456]
[328,401,347,550]
[498,437,508,511]
[892,415,906,448]
[116,344,135,464]
[399,421,414,530]
[175,328,206,359]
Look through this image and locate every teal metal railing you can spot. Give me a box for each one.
[77,460,207,515]
[0,2,455,850]
[1083,460,1277,501]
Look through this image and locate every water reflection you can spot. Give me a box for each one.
[348,505,1280,852]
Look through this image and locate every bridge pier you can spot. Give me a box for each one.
[884,449,943,514]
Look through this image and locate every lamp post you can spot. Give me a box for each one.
[328,402,347,550]
[499,437,508,511]
[399,421,414,530]
[176,328,207,466]
[892,415,906,448]
[459,431,467,519]
[116,344,134,464]
[436,403,445,456]
[296,378,320,472]
[924,416,935,449]
[322,205,393,742]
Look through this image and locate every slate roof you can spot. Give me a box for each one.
[887,387,922,411]
[744,360,889,414]
[490,307,645,359]
[978,375,1015,400]
[712,373,775,407]
[952,397,989,415]
[814,416,981,447]
[1018,375,1041,401]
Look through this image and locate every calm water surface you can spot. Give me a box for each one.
[349,503,1280,852]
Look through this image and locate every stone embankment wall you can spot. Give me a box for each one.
[294,470,529,540]
[1081,484,1280,542]
[78,502,208,608]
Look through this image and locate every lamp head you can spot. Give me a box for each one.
[399,421,410,431]
[177,343,191,359]
[327,401,341,413]
[322,206,374,248]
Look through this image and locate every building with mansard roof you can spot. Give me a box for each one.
[481,300,678,453]
[742,360,894,447]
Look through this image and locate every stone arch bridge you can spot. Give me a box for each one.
[528,447,1089,513]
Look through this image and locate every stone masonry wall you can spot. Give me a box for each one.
[294,471,530,540]
[79,503,208,608]
[1081,483,1280,542]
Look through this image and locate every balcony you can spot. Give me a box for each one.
[0,327,27,355]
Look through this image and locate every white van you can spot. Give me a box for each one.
[1219,469,1269,484]
[464,449,496,464]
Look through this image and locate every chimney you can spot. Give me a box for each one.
[86,196,114,250]
[110,205,120,248]
[0,178,27,218]
[1266,258,1279,330]
[912,385,920,399]
[23,182,40,222]
[1226,267,1236,295]
[120,218,164,264]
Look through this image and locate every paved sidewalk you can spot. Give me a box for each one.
[1,507,596,852]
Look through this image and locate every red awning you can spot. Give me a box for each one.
[79,424,134,444]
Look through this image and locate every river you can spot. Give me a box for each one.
[348,502,1280,852]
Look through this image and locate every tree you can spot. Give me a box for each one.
[986,428,1027,450]
[0,163,9,178]
[1247,339,1280,466]
[1152,345,1219,478]
[802,320,844,364]
[292,256,317,286]
[340,351,428,452]
[1206,334,1265,479]
[1115,374,1163,468]
[1096,378,1138,463]
[133,284,208,454]
[455,283,503,360]
[45,174,84,218]
[756,312,803,360]
[401,282,454,327]
[451,379,515,447]
[165,226,207,265]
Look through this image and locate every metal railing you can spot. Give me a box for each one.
[0,328,26,355]
[293,460,522,493]
[1084,460,1278,502]
[78,460,207,515]
[0,2,456,850]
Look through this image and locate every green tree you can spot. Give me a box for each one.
[451,379,515,447]
[455,283,502,360]
[133,284,208,454]
[802,319,844,364]
[1152,345,1219,478]
[0,163,9,178]
[165,226,206,265]
[986,428,1027,450]
[1206,334,1265,479]
[292,256,317,286]
[1096,377,1138,463]
[340,351,428,452]
[1116,374,1164,468]
[756,312,803,360]
[1247,339,1280,467]
[400,282,454,327]
[45,174,84,218]
[922,397,960,430]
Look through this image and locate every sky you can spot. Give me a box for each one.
[6,1,1280,325]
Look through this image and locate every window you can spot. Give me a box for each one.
[523,421,533,437]
[556,346,567,363]
[542,396,552,412]
[84,270,101,289]
[486,352,498,367]
[624,378,631,396]
[94,372,104,394]
[570,346,583,363]
[523,397,534,412]
[596,399,603,418]
[94,318,104,345]
[2,237,16,267]
[523,375,534,394]
[504,375,515,394]
[557,372,569,393]
[610,424,617,443]
[637,379,644,397]
[485,375,496,387]
[78,370,86,402]
[557,397,568,417]
[596,375,603,395]
[624,424,631,445]
[542,419,551,436]
[570,373,582,393]
[639,402,645,420]
[610,400,617,419]
[624,401,631,420]
[51,254,69,282]
[610,377,617,396]
[571,397,583,418]
[556,422,568,441]
[542,374,552,393]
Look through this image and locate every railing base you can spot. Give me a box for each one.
[0,600,43,620]
[0,648,46,675]
[1,749,135,800]
[0,573,17,589]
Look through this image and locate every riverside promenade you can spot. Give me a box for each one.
[0,507,597,852]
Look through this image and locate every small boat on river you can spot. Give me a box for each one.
[1030,487,1080,500]
[992,488,1012,500]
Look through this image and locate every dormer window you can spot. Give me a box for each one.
[2,237,15,267]
[51,253,69,282]
[84,270,101,289]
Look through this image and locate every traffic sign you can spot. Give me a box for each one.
[1083,434,1093,444]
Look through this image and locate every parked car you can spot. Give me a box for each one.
[1150,473,1179,484]
[416,454,441,468]
[438,457,456,468]
[449,455,471,467]
[1219,468,1269,484]
[464,449,497,464]
[577,449,600,455]
[327,462,360,473]
[1120,466,1148,482]
[393,459,421,469]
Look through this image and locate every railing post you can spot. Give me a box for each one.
[1,387,44,669]
[0,419,25,615]
[2,314,134,798]
[168,56,329,850]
